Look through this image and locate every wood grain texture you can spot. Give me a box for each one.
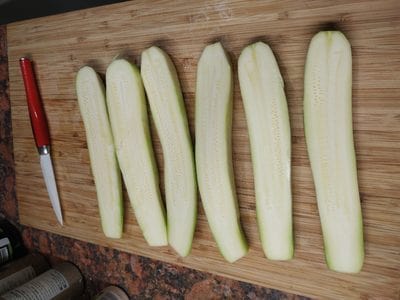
[7,0,400,298]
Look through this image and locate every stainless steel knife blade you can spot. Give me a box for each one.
[39,151,63,225]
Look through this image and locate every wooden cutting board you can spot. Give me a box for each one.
[7,0,400,298]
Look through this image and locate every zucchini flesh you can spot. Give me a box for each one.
[196,42,248,263]
[76,66,123,238]
[238,42,293,260]
[304,31,364,273]
[141,46,197,257]
[106,59,167,246]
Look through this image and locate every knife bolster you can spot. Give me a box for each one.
[38,145,50,155]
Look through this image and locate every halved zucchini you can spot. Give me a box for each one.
[238,42,293,260]
[304,31,364,273]
[196,42,248,263]
[106,59,167,246]
[141,46,197,257]
[76,66,123,238]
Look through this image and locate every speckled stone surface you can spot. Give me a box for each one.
[0,26,17,224]
[0,24,308,299]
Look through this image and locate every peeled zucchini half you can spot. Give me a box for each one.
[141,46,197,257]
[238,42,293,260]
[304,31,364,273]
[76,66,123,239]
[106,59,167,246]
[196,42,248,263]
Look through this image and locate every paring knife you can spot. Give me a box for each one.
[19,57,63,225]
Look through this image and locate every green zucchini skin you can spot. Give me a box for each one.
[76,66,123,239]
[196,42,248,263]
[304,31,364,273]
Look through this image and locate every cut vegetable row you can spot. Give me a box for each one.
[76,48,197,257]
[195,41,293,263]
[75,31,364,272]
[106,50,198,255]
[198,32,363,272]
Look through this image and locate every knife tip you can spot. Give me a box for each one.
[56,214,64,226]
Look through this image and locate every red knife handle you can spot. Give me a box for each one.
[19,57,50,148]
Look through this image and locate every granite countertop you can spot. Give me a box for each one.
[0,25,307,299]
